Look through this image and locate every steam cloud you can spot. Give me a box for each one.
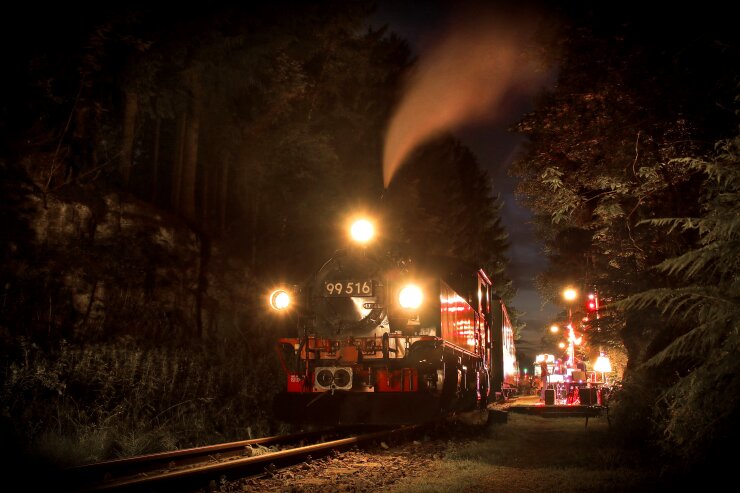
[383,7,548,188]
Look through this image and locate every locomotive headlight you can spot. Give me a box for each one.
[269,289,291,310]
[398,284,423,309]
[350,219,374,244]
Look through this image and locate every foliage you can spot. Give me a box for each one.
[389,139,509,276]
[616,133,740,465]
[510,3,739,470]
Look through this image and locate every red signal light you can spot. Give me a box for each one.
[585,293,599,312]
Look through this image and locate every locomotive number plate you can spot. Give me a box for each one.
[323,280,373,297]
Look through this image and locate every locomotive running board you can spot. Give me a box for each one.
[273,392,442,425]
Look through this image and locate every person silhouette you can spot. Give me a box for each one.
[539,360,549,401]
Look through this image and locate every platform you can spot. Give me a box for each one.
[504,394,605,419]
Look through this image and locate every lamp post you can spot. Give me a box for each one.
[563,288,577,323]
[566,324,582,369]
[562,288,579,369]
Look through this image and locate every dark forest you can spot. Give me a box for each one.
[1,1,738,488]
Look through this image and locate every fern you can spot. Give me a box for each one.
[617,286,733,319]
[616,129,740,464]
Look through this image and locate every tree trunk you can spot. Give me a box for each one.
[201,144,209,231]
[219,155,230,236]
[195,233,210,339]
[151,116,161,203]
[120,89,138,187]
[180,69,202,223]
[80,279,99,334]
[171,114,187,212]
[250,190,259,271]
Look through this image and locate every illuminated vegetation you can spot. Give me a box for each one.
[511,4,739,476]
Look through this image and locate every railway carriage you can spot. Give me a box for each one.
[269,218,517,425]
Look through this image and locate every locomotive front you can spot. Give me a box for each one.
[270,218,496,425]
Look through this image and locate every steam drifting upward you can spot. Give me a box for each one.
[383,8,547,188]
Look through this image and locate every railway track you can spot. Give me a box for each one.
[59,425,422,492]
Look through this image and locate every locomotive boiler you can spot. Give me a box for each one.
[269,218,517,425]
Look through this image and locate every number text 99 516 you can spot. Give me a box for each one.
[323,280,373,297]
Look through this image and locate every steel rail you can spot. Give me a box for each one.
[63,428,331,482]
[63,425,418,492]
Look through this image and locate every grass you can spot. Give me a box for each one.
[387,413,669,493]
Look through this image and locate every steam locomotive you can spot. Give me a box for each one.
[269,218,517,425]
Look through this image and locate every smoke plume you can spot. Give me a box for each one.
[383,6,548,187]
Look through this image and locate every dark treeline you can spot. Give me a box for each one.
[0,0,513,472]
[512,3,739,481]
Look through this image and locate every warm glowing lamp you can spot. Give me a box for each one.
[594,354,612,383]
[594,355,612,373]
[563,288,577,302]
[269,289,291,310]
[350,219,374,244]
[398,284,423,309]
[550,324,559,334]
